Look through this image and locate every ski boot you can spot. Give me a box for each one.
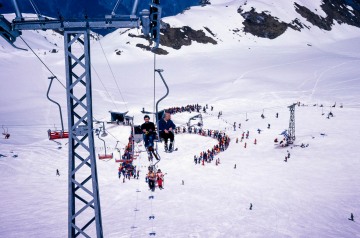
[169,142,173,152]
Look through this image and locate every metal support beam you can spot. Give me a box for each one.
[131,0,140,15]
[150,1,162,50]
[65,30,103,238]
[288,103,296,143]
[11,0,23,20]
[13,18,139,31]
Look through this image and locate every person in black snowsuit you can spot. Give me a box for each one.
[141,115,156,151]
[158,112,176,151]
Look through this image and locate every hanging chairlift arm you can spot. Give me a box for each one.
[47,76,65,132]
[97,132,107,156]
[155,69,169,136]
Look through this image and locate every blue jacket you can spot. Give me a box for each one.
[158,119,176,132]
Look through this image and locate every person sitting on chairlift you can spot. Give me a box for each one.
[158,112,176,152]
[141,115,156,151]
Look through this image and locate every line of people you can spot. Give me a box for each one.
[118,134,137,183]
[164,104,202,115]
[173,126,230,166]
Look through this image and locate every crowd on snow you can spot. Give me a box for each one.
[164,104,202,115]
[164,104,231,167]
[174,126,231,166]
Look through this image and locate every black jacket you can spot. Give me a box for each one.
[141,122,155,132]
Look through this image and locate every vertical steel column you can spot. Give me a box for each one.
[64,30,103,238]
[11,0,23,20]
[288,104,296,143]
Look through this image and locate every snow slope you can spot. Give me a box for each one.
[1,1,360,237]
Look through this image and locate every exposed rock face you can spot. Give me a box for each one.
[295,0,360,31]
[238,0,360,39]
[239,8,292,39]
[159,25,217,50]
[294,3,333,30]
[128,24,217,54]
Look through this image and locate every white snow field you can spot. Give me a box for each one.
[1,0,360,237]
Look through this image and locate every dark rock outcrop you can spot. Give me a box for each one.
[128,24,217,54]
[238,0,360,39]
[239,8,295,39]
[295,0,360,30]
[294,3,333,30]
[159,26,217,49]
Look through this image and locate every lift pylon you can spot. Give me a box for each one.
[0,0,162,237]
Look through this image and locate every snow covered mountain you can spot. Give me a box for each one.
[1,0,360,237]
[90,0,360,55]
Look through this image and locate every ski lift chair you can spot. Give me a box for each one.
[46,76,69,140]
[97,128,113,160]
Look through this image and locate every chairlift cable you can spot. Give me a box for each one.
[103,128,127,147]
[90,64,120,111]
[130,151,143,237]
[98,40,129,111]
[19,36,66,89]
[111,0,122,15]
[73,38,120,111]
[28,0,42,17]
[153,53,156,122]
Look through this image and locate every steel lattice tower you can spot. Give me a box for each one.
[288,103,296,143]
[65,30,103,237]
[1,0,162,236]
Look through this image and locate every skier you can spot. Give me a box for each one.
[158,112,176,152]
[156,169,164,190]
[147,168,156,191]
[276,112,279,118]
[267,124,271,129]
[249,203,253,210]
[284,156,288,162]
[141,115,156,151]
[287,150,291,159]
[234,164,237,169]
[136,170,140,179]
[56,169,60,176]
[348,213,354,221]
